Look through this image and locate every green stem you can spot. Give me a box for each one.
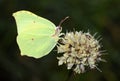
[65,70,74,81]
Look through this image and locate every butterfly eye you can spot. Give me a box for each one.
[58,26,62,31]
[56,26,62,33]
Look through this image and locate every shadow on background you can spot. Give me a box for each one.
[0,0,120,81]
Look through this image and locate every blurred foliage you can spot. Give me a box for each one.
[0,0,120,81]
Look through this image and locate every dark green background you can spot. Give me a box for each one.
[0,0,120,81]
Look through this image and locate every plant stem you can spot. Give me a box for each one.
[65,70,74,81]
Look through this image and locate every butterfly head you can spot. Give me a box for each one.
[52,16,69,40]
[56,16,69,34]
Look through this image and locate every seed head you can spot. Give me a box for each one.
[57,31,105,74]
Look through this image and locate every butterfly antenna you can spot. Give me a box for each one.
[53,16,69,36]
[58,16,69,27]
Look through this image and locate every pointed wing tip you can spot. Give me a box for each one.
[12,12,16,17]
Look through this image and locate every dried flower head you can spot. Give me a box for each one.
[57,31,105,74]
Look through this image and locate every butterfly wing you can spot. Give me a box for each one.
[13,10,58,58]
[17,33,57,58]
